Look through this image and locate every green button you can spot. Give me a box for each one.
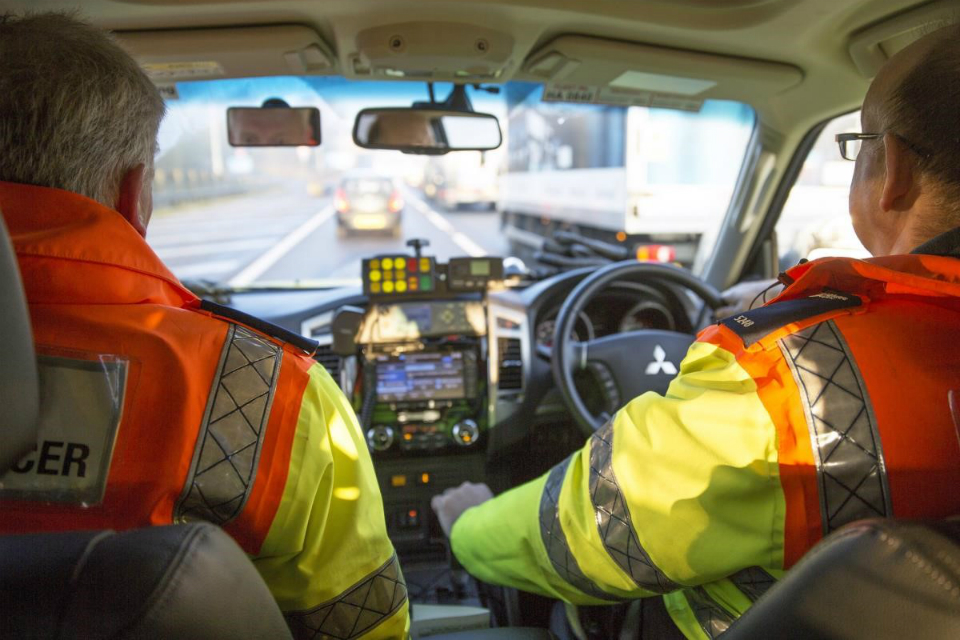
[420,275,433,291]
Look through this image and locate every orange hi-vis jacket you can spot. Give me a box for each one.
[0,182,408,640]
[451,231,960,639]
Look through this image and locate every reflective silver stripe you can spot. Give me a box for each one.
[286,553,408,640]
[538,456,620,601]
[778,320,892,535]
[729,566,776,602]
[685,587,735,638]
[588,420,679,593]
[174,324,282,525]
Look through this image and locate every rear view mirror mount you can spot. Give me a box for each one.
[227,100,321,147]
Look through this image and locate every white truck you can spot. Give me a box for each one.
[424,151,499,211]
[498,88,756,267]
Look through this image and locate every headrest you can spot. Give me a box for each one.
[0,523,292,639]
[0,210,39,473]
[725,518,960,639]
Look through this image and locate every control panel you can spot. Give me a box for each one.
[362,240,503,299]
[362,346,484,456]
[352,241,499,553]
[363,255,436,296]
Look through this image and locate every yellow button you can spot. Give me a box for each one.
[397,270,406,281]
[369,270,382,282]
[419,473,430,485]
[382,258,393,270]
[420,258,431,272]
[370,282,381,294]
[383,280,394,293]
[396,280,408,293]
[370,259,380,270]
[391,475,407,487]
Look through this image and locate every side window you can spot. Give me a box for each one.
[776,111,868,269]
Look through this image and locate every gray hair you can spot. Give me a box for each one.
[0,12,165,207]
[882,22,960,231]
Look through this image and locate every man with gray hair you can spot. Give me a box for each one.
[0,13,409,640]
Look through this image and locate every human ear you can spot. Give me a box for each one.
[879,133,914,212]
[116,164,148,238]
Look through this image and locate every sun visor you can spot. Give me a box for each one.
[117,25,337,86]
[520,35,802,111]
[848,0,957,79]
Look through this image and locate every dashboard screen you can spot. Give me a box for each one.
[375,352,466,402]
[359,301,486,343]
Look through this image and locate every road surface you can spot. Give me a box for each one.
[148,182,510,287]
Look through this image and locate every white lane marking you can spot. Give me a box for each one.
[450,232,486,258]
[413,199,486,257]
[227,206,335,287]
[154,238,273,259]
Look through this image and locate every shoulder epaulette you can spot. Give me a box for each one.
[719,289,862,347]
[200,299,319,355]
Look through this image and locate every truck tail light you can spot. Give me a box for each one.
[636,244,676,263]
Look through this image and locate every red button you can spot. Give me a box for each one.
[407,258,417,272]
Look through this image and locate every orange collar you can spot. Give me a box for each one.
[778,252,960,305]
[0,181,198,307]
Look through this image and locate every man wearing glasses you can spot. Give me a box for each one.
[433,22,960,639]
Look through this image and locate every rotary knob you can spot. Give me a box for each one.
[366,426,395,452]
[451,420,480,447]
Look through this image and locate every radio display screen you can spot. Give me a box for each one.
[375,351,466,402]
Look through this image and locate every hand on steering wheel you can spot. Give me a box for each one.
[547,261,725,436]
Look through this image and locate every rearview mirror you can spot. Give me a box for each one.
[353,108,502,154]
[227,106,321,147]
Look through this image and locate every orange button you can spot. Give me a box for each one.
[391,475,407,487]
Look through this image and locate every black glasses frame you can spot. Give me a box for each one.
[835,132,933,161]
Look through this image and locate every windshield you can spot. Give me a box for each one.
[149,77,755,288]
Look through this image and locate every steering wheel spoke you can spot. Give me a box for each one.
[570,341,590,371]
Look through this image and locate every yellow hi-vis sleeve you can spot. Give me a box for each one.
[254,364,409,639]
[451,340,786,604]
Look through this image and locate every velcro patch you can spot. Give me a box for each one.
[720,290,862,347]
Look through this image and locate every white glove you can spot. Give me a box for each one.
[716,278,781,319]
[430,481,494,538]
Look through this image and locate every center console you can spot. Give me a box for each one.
[348,247,503,558]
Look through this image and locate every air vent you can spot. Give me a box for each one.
[314,343,342,387]
[497,338,523,391]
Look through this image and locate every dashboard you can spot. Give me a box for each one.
[533,287,679,350]
[221,257,696,561]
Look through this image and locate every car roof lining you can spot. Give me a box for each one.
[5,0,954,136]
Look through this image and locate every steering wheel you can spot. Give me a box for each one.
[549,261,725,436]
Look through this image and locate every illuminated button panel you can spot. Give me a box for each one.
[363,256,435,297]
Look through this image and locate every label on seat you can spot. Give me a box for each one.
[0,354,127,505]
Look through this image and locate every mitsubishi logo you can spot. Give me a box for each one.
[645,345,677,376]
